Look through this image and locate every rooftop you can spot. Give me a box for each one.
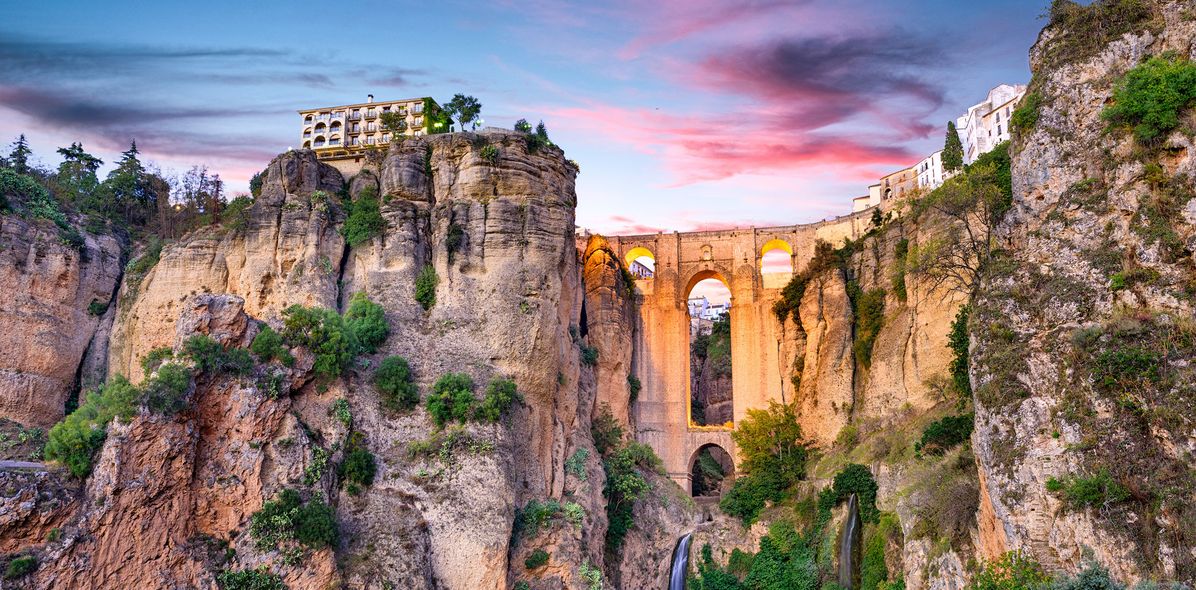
[297,96,431,114]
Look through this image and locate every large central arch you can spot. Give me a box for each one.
[607,211,874,492]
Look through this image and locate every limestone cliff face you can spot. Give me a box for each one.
[6,131,678,590]
[107,150,345,384]
[972,2,1196,581]
[0,215,123,427]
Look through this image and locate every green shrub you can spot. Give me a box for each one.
[474,378,522,422]
[563,501,584,527]
[343,291,388,354]
[517,499,563,537]
[342,186,385,247]
[141,347,174,375]
[1043,0,1159,69]
[819,463,880,524]
[480,144,499,165]
[249,489,338,551]
[293,497,338,548]
[968,551,1048,590]
[720,467,789,524]
[1011,92,1042,132]
[4,555,36,579]
[251,325,294,366]
[87,299,109,316]
[139,363,193,416]
[1102,55,1196,144]
[734,401,807,484]
[427,373,475,428]
[861,514,900,590]
[514,582,530,590]
[183,335,253,376]
[591,405,625,456]
[603,443,653,552]
[281,305,354,378]
[124,239,163,294]
[948,305,972,398]
[374,356,419,412]
[415,264,438,310]
[330,398,352,426]
[1091,346,1161,393]
[1047,469,1130,510]
[217,567,285,590]
[525,548,549,570]
[892,238,909,302]
[579,344,599,366]
[627,374,641,403]
[915,414,974,456]
[772,240,845,324]
[45,375,140,478]
[445,222,465,261]
[221,195,254,233]
[0,169,48,213]
[849,284,885,369]
[565,448,589,481]
[340,447,376,488]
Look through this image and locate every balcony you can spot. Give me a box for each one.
[365,111,377,119]
[349,113,361,121]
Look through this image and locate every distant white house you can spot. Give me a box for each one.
[956,84,1026,164]
[916,150,948,190]
[629,259,653,279]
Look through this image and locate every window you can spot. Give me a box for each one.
[413,103,423,114]
[382,134,390,142]
[349,137,358,146]
[304,115,313,123]
[367,109,376,118]
[997,125,1002,136]
[367,123,376,132]
[351,123,359,133]
[366,136,375,145]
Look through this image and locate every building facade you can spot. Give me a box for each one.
[915,149,947,190]
[880,166,917,204]
[298,95,437,175]
[956,84,1026,164]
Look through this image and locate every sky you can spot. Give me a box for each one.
[0,0,1047,238]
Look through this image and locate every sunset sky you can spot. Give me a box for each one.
[0,0,1045,235]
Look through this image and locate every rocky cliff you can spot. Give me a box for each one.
[972,1,1196,582]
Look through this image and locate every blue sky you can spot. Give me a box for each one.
[0,0,1046,235]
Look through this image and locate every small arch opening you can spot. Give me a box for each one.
[760,239,794,274]
[624,246,655,279]
[690,444,734,497]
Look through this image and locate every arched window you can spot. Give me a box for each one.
[313,135,326,148]
[302,140,311,149]
[304,114,313,124]
[624,247,656,279]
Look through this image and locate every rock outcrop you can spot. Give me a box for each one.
[0,215,123,427]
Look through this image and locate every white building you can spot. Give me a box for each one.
[956,84,1026,164]
[915,150,947,190]
[852,183,883,213]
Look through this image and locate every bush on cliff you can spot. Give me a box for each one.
[216,567,284,590]
[427,373,475,428]
[374,356,419,412]
[1103,55,1196,144]
[139,362,194,416]
[343,291,389,354]
[474,378,522,422]
[342,185,385,247]
[45,375,140,478]
[249,488,339,551]
[281,305,355,378]
[250,325,294,367]
[415,264,438,310]
[915,414,974,456]
[183,335,253,376]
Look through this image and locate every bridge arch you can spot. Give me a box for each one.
[689,442,735,497]
[683,267,734,298]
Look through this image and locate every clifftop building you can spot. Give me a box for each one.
[298,94,438,175]
[956,84,1026,164]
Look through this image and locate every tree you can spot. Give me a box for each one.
[8,134,32,174]
[174,165,225,224]
[379,111,408,139]
[55,142,103,207]
[445,94,482,131]
[943,122,964,172]
[103,141,156,225]
[732,400,808,483]
[907,143,1011,297]
[514,119,532,133]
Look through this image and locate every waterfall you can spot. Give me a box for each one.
[838,493,862,590]
[668,533,693,590]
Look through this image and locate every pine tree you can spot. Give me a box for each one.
[55,142,104,208]
[103,141,155,225]
[8,134,32,174]
[943,122,964,172]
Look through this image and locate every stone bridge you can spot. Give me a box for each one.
[606,209,875,493]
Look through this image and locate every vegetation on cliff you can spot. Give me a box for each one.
[720,401,809,524]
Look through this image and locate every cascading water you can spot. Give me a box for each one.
[838,493,862,590]
[668,533,693,590]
